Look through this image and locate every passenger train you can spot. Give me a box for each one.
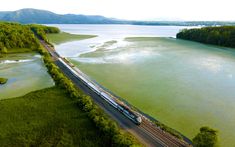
[58,58,142,125]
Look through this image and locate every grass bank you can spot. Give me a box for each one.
[0,86,108,146]
[47,32,97,45]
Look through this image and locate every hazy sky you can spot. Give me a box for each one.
[0,0,235,21]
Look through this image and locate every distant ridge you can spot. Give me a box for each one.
[0,8,235,26]
[0,8,124,24]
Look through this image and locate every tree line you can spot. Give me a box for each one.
[176,26,235,48]
[0,22,59,54]
[0,22,39,53]
[29,24,60,44]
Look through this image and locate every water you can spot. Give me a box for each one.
[48,24,192,57]
[51,24,235,146]
[0,53,54,99]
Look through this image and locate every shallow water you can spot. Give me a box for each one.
[0,53,54,99]
[49,24,193,57]
[52,24,235,146]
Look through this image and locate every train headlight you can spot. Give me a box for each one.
[137,116,142,123]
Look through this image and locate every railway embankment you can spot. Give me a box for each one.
[40,36,192,147]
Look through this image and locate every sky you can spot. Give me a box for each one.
[0,0,235,21]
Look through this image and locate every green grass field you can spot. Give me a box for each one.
[0,86,108,146]
[47,32,97,45]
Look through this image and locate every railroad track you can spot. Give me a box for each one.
[40,40,192,147]
[140,120,188,147]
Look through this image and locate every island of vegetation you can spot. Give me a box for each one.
[0,22,140,146]
[176,26,235,48]
[0,77,8,84]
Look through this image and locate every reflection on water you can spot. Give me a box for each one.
[48,24,193,57]
[72,49,161,64]
[200,57,222,73]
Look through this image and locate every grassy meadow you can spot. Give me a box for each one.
[0,86,108,146]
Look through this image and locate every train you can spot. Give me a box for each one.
[58,58,142,125]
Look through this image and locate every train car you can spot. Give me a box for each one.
[87,82,101,95]
[58,58,75,73]
[73,67,90,84]
[117,104,142,125]
[54,52,61,58]
[59,58,89,84]
[63,58,75,67]
[100,92,118,108]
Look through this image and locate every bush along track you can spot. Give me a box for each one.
[37,39,141,146]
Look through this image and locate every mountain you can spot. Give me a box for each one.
[0,8,124,24]
[0,8,235,26]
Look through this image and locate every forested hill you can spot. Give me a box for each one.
[0,22,59,54]
[0,9,120,24]
[1,8,235,26]
[176,26,235,48]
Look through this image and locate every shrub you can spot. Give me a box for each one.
[0,77,8,84]
[193,126,218,147]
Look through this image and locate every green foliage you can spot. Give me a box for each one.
[0,77,8,84]
[154,121,183,139]
[0,22,40,52]
[0,87,108,146]
[0,42,7,54]
[176,26,235,48]
[193,126,218,147]
[0,22,60,53]
[1,47,7,54]
[28,24,60,44]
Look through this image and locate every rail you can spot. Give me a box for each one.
[40,39,192,147]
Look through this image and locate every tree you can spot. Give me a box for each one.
[193,126,218,147]
[1,47,8,54]
[0,42,7,54]
[176,26,235,48]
